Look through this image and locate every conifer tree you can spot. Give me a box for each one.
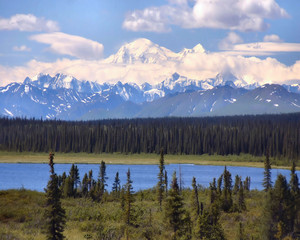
[217,175,223,194]
[221,166,233,212]
[273,174,292,238]
[164,171,186,239]
[112,171,121,198]
[157,149,165,209]
[81,173,89,197]
[260,190,275,240]
[99,161,108,195]
[263,151,272,191]
[164,170,168,196]
[59,172,66,192]
[45,153,66,240]
[124,169,134,226]
[209,178,218,204]
[243,176,251,192]
[290,161,299,195]
[191,177,200,220]
[88,170,93,192]
[289,161,300,233]
[233,175,241,195]
[95,161,108,202]
[69,164,80,197]
[237,181,246,212]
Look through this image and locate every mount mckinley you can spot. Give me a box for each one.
[1,72,300,120]
[1,38,300,120]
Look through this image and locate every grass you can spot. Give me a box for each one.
[0,189,269,240]
[0,151,296,169]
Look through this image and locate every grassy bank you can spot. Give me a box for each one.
[0,151,296,169]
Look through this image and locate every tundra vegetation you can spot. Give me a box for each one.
[0,152,299,240]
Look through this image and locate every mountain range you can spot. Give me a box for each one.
[1,38,300,120]
[1,71,300,120]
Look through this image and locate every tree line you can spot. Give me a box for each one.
[0,113,300,160]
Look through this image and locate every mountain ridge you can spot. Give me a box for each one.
[1,72,300,120]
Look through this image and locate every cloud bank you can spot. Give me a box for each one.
[0,14,59,32]
[30,32,104,60]
[1,40,300,87]
[123,0,288,32]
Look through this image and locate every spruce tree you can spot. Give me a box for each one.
[191,177,200,220]
[164,169,168,196]
[45,153,66,240]
[209,178,218,204]
[243,176,251,192]
[88,170,93,192]
[157,149,165,209]
[124,169,134,226]
[69,164,80,197]
[289,161,300,233]
[112,171,121,198]
[81,173,89,197]
[237,181,246,212]
[290,161,299,195]
[221,166,233,212]
[233,175,241,195]
[99,160,108,194]
[263,151,272,191]
[260,190,275,240]
[272,174,292,238]
[164,171,186,239]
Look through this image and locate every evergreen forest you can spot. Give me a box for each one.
[0,113,300,161]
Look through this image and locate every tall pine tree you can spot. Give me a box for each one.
[112,171,121,199]
[45,153,66,240]
[191,177,200,220]
[263,151,272,192]
[164,171,186,240]
[124,169,134,226]
[157,149,165,209]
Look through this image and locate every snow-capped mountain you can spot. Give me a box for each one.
[1,72,300,120]
[25,73,102,93]
[104,38,178,64]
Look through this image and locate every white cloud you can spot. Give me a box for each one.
[219,32,243,50]
[1,44,300,88]
[13,45,31,52]
[123,0,288,32]
[30,32,104,60]
[263,34,282,42]
[0,14,59,32]
[226,42,300,55]
[123,7,172,33]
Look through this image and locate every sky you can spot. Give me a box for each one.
[0,0,300,86]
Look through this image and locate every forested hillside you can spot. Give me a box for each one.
[0,113,299,160]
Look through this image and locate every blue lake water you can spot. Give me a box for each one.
[0,163,298,192]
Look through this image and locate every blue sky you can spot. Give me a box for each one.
[0,0,299,86]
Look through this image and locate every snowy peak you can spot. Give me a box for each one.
[104,38,177,64]
[24,73,102,93]
[104,38,208,64]
[178,43,206,58]
[214,73,248,88]
[193,44,205,53]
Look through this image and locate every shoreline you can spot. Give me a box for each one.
[0,152,296,170]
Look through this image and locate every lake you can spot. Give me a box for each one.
[0,163,298,192]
